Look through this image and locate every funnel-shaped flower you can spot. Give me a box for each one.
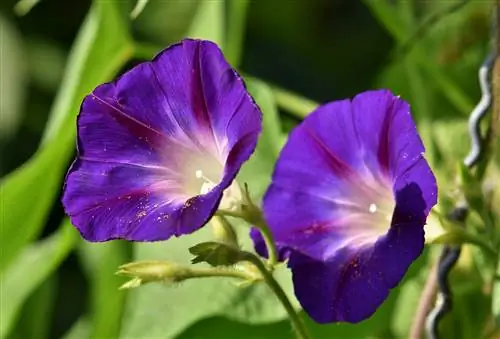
[63,39,261,242]
[252,90,437,323]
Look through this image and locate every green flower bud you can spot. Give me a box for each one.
[116,260,189,289]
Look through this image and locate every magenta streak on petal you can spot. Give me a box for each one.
[191,42,220,154]
[303,126,355,178]
[147,63,211,155]
[91,94,168,150]
[376,98,395,174]
[303,126,390,206]
[71,183,160,217]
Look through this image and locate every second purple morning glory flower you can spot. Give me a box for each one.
[62,39,262,242]
[252,90,437,323]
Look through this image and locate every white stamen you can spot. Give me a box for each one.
[193,167,243,212]
[369,203,377,213]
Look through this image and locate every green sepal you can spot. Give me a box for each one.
[189,241,244,267]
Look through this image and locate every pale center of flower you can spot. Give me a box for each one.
[335,174,396,248]
[195,170,215,195]
[186,165,242,212]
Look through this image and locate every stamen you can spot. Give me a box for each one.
[368,203,377,213]
[195,169,217,195]
[195,170,203,179]
[192,169,243,212]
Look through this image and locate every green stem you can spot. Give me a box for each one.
[183,266,257,281]
[272,85,318,119]
[217,208,279,267]
[252,212,279,267]
[242,252,311,339]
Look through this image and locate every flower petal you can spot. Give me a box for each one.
[263,90,435,261]
[63,39,261,241]
[288,184,426,323]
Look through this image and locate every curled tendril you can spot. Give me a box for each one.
[464,53,494,167]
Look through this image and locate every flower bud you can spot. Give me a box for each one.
[211,216,239,247]
[116,260,189,289]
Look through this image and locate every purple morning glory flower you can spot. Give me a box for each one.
[62,39,261,242]
[252,90,437,323]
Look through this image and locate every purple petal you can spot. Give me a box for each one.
[288,183,426,324]
[263,90,436,259]
[260,90,437,323]
[62,39,261,242]
[249,228,291,261]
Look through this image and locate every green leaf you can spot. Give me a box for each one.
[9,277,56,339]
[0,221,77,338]
[130,0,149,19]
[238,79,284,195]
[271,85,318,120]
[0,14,27,140]
[439,259,491,339]
[79,241,131,339]
[431,227,496,258]
[225,0,249,67]
[0,1,132,271]
[187,0,224,47]
[13,0,41,16]
[133,1,201,46]
[390,272,428,338]
[245,78,283,159]
[61,317,91,339]
[26,38,66,92]
[189,242,244,266]
[121,79,294,338]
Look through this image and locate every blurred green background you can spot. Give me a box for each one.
[0,0,496,338]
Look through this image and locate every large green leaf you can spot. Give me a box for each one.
[132,0,201,45]
[61,317,91,339]
[186,0,224,48]
[0,221,77,338]
[8,277,57,339]
[121,79,293,338]
[0,14,27,140]
[0,1,132,272]
[225,0,249,67]
[79,241,131,339]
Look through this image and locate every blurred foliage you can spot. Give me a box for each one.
[0,0,498,338]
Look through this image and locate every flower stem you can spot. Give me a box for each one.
[251,211,279,267]
[271,85,318,119]
[242,252,311,339]
[217,207,279,267]
[183,266,257,281]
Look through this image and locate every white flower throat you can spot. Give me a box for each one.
[194,169,243,212]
